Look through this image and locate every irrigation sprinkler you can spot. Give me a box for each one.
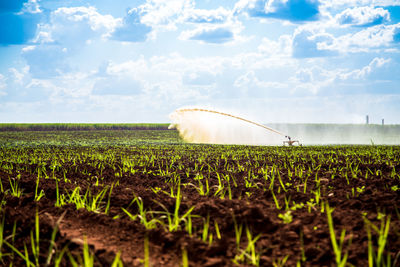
[283,136,301,146]
[171,108,302,146]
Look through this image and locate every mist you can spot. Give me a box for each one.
[170,108,400,146]
[269,123,400,145]
[169,108,288,145]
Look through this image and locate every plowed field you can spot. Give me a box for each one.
[0,130,399,266]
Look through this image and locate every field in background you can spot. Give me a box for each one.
[1,123,399,145]
[0,123,170,131]
[0,129,399,266]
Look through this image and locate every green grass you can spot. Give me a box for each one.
[0,123,170,131]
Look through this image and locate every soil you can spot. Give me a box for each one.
[0,145,400,266]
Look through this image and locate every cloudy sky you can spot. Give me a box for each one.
[0,0,399,124]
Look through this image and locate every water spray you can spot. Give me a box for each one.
[170,108,301,146]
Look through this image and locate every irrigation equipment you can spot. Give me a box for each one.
[283,136,301,146]
[171,108,302,146]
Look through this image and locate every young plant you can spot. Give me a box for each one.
[30,210,40,266]
[232,215,243,249]
[273,255,289,267]
[202,213,210,243]
[8,177,23,197]
[82,237,94,267]
[111,251,123,267]
[278,211,293,224]
[156,183,195,232]
[182,247,189,267]
[0,214,11,262]
[67,186,110,213]
[67,237,95,267]
[34,177,45,201]
[233,226,261,266]
[3,241,34,267]
[122,196,161,230]
[363,213,391,267]
[325,202,351,267]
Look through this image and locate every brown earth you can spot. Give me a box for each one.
[0,146,400,266]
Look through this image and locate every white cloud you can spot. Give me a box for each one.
[319,23,400,52]
[35,6,120,44]
[320,0,400,9]
[0,74,6,96]
[9,67,29,85]
[291,23,400,56]
[258,35,292,56]
[180,26,235,43]
[335,6,390,26]
[23,72,97,105]
[54,6,119,32]
[234,0,321,22]
[289,57,392,95]
[234,70,288,96]
[289,65,338,94]
[183,7,231,23]
[292,28,337,58]
[93,54,220,104]
[20,0,41,14]
[111,8,152,42]
[24,6,123,78]
[339,57,391,79]
[136,0,240,42]
[22,45,71,78]
[22,45,36,52]
[179,7,244,44]
[138,0,193,31]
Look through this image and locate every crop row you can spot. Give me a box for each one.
[0,123,170,132]
[0,130,399,266]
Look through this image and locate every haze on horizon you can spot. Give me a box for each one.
[1,0,400,124]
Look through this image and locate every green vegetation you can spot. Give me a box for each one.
[0,129,399,266]
[0,123,170,131]
[326,202,351,267]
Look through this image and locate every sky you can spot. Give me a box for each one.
[0,0,400,124]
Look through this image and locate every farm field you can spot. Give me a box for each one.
[0,129,399,266]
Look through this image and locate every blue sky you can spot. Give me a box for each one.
[1,0,400,124]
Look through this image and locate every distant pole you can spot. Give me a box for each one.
[366,115,369,125]
[382,119,384,126]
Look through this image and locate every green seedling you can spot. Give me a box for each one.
[271,190,281,210]
[214,220,221,240]
[111,251,123,267]
[34,177,45,201]
[8,177,23,197]
[83,237,94,266]
[30,210,40,266]
[232,215,243,249]
[363,213,391,267]
[202,213,210,243]
[278,211,293,224]
[233,226,261,266]
[325,202,351,267]
[122,200,161,230]
[182,247,189,267]
[155,183,195,232]
[273,255,289,267]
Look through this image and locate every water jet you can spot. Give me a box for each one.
[169,108,301,146]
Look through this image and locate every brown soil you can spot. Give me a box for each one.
[0,146,400,266]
